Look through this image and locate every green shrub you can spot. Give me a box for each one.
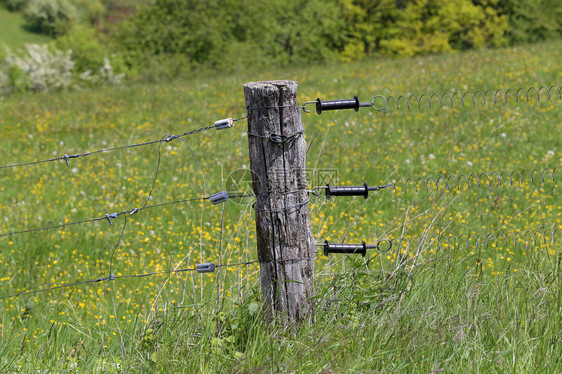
[496,0,562,43]
[70,0,105,23]
[2,0,29,11]
[378,0,508,56]
[102,0,562,73]
[6,65,32,92]
[54,25,105,73]
[113,0,347,70]
[4,44,74,92]
[24,0,76,35]
[337,0,401,60]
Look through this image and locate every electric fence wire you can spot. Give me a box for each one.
[0,256,322,302]
[370,84,562,112]
[0,117,245,171]
[391,167,561,193]
[0,260,255,301]
[0,194,255,239]
[2,84,560,306]
[2,224,559,302]
[300,85,562,114]
[3,164,558,240]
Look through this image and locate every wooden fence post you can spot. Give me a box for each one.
[244,80,315,322]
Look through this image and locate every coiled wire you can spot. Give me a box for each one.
[392,167,561,193]
[384,228,561,253]
[372,85,561,111]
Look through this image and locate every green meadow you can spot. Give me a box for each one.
[0,41,561,372]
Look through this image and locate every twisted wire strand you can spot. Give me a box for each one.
[0,257,316,301]
[372,85,561,111]
[0,196,209,239]
[0,123,221,171]
[392,167,561,193]
[0,193,255,239]
[0,193,257,239]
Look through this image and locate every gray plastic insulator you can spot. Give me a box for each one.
[196,263,216,273]
[215,118,234,130]
[210,190,229,204]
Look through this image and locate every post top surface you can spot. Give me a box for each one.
[244,80,298,89]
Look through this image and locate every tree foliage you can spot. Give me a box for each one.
[339,0,507,57]
[113,0,347,71]
[496,0,562,43]
[112,0,515,68]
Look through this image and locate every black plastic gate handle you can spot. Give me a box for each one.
[323,241,368,257]
[326,183,385,199]
[316,96,360,114]
[322,240,393,257]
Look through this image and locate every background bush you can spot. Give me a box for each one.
[54,25,106,72]
[4,43,74,91]
[496,0,562,43]
[2,0,561,83]
[2,0,29,11]
[113,0,348,71]
[378,0,508,56]
[23,0,77,35]
[111,0,512,69]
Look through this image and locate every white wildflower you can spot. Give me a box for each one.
[0,69,8,93]
[5,44,74,92]
[99,57,124,85]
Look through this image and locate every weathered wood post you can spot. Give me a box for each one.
[244,80,315,322]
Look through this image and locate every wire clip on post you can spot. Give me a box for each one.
[324,183,393,199]
[323,240,392,257]
[196,263,216,273]
[210,190,230,205]
[215,118,234,130]
[302,96,374,114]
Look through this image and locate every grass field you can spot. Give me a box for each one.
[0,4,52,53]
[0,41,561,372]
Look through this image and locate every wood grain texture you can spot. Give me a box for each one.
[244,80,315,322]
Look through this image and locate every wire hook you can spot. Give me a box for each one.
[302,101,317,113]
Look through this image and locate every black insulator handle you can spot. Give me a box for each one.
[326,183,369,199]
[316,96,360,114]
[324,241,367,257]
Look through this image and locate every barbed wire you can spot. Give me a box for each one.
[0,117,245,171]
